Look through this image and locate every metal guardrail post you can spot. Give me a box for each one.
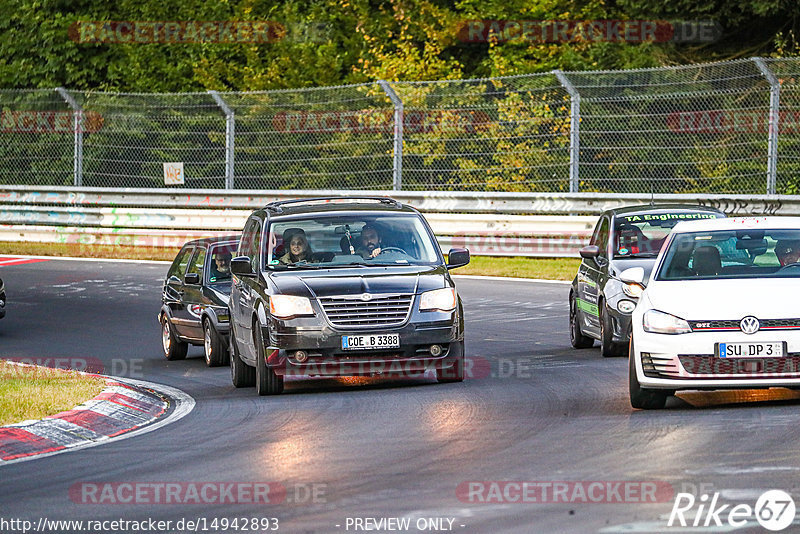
[209,90,235,189]
[553,71,581,193]
[55,87,83,187]
[378,80,403,191]
[753,58,780,195]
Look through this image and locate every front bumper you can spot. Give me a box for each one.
[265,312,462,377]
[633,328,800,390]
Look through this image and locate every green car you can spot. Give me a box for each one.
[569,205,726,357]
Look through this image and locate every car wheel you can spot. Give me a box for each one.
[254,321,284,396]
[570,292,594,349]
[230,322,255,388]
[600,303,624,357]
[161,314,187,361]
[437,340,465,383]
[629,337,668,410]
[203,318,226,367]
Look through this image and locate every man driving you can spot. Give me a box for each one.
[356,223,382,259]
[210,252,232,282]
[776,239,800,266]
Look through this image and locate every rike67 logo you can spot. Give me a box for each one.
[668,490,796,531]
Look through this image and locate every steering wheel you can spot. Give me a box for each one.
[378,246,408,255]
[778,262,800,271]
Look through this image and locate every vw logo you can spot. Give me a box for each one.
[360,293,372,301]
[740,316,760,335]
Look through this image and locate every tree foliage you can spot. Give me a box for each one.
[0,0,798,90]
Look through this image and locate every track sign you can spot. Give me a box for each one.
[163,162,184,185]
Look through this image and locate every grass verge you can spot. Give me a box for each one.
[454,255,580,281]
[0,361,107,426]
[0,241,581,280]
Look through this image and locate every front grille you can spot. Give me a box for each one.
[689,318,800,332]
[319,294,413,328]
[677,355,800,377]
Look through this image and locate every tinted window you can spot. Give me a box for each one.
[613,212,722,258]
[187,247,206,278]
[596,218,610,257]
[168,247,193,279]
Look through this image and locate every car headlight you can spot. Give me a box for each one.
[420,288,457,312]
[643,309,692,334]
[269,295,314,319]
[622,283,644,298]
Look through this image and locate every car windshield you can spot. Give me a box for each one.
[207,242,238,284]
[264,214,441,269]
[656,228,800,280]
[613,212,722,258]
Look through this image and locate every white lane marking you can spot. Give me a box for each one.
[0,378,195,466]
[599,520,748,532]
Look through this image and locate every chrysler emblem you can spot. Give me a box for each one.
[360,293,372,301]
[740,316,760,335]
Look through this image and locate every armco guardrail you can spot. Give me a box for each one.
[0,186,795,257]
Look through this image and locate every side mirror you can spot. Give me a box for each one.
[230,256,255,277]
[619,267,645,285]
[579,245,600,259]
[184,272,200,285]
[446,248,470,269]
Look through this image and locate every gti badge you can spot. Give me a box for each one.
[360,293,372,301]
[740,316,760,335]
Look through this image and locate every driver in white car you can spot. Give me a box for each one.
[776,239,800,266]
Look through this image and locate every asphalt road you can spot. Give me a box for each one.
[2,258,800,533]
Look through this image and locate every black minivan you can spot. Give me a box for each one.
[228,197,470,395]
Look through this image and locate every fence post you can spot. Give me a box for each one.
[753,57,780,195]
[55,87,83,187]
[553,71,580,193]
[378,80,403,191]
[209,90,235,189]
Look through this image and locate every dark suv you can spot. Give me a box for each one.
[160,236,239,366]
[228,197,470,395]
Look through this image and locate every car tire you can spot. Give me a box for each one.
[436,340,465,383]
[230,322,255,388]
[203,318,226,367]
[161,314,188,361]
[254,321,284,396]
[600,302,624,357]
[570,291,594,349]
[629,337,668,410]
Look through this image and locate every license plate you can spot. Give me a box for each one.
[718,342,785,358]
[342,333,400,350]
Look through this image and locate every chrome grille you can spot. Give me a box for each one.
[319,294,413,328]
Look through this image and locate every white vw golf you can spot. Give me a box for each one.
[625,216,800,409]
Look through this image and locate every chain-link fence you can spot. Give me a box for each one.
[1,57,799,193]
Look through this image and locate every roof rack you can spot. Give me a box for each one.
[264,197,402,213]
